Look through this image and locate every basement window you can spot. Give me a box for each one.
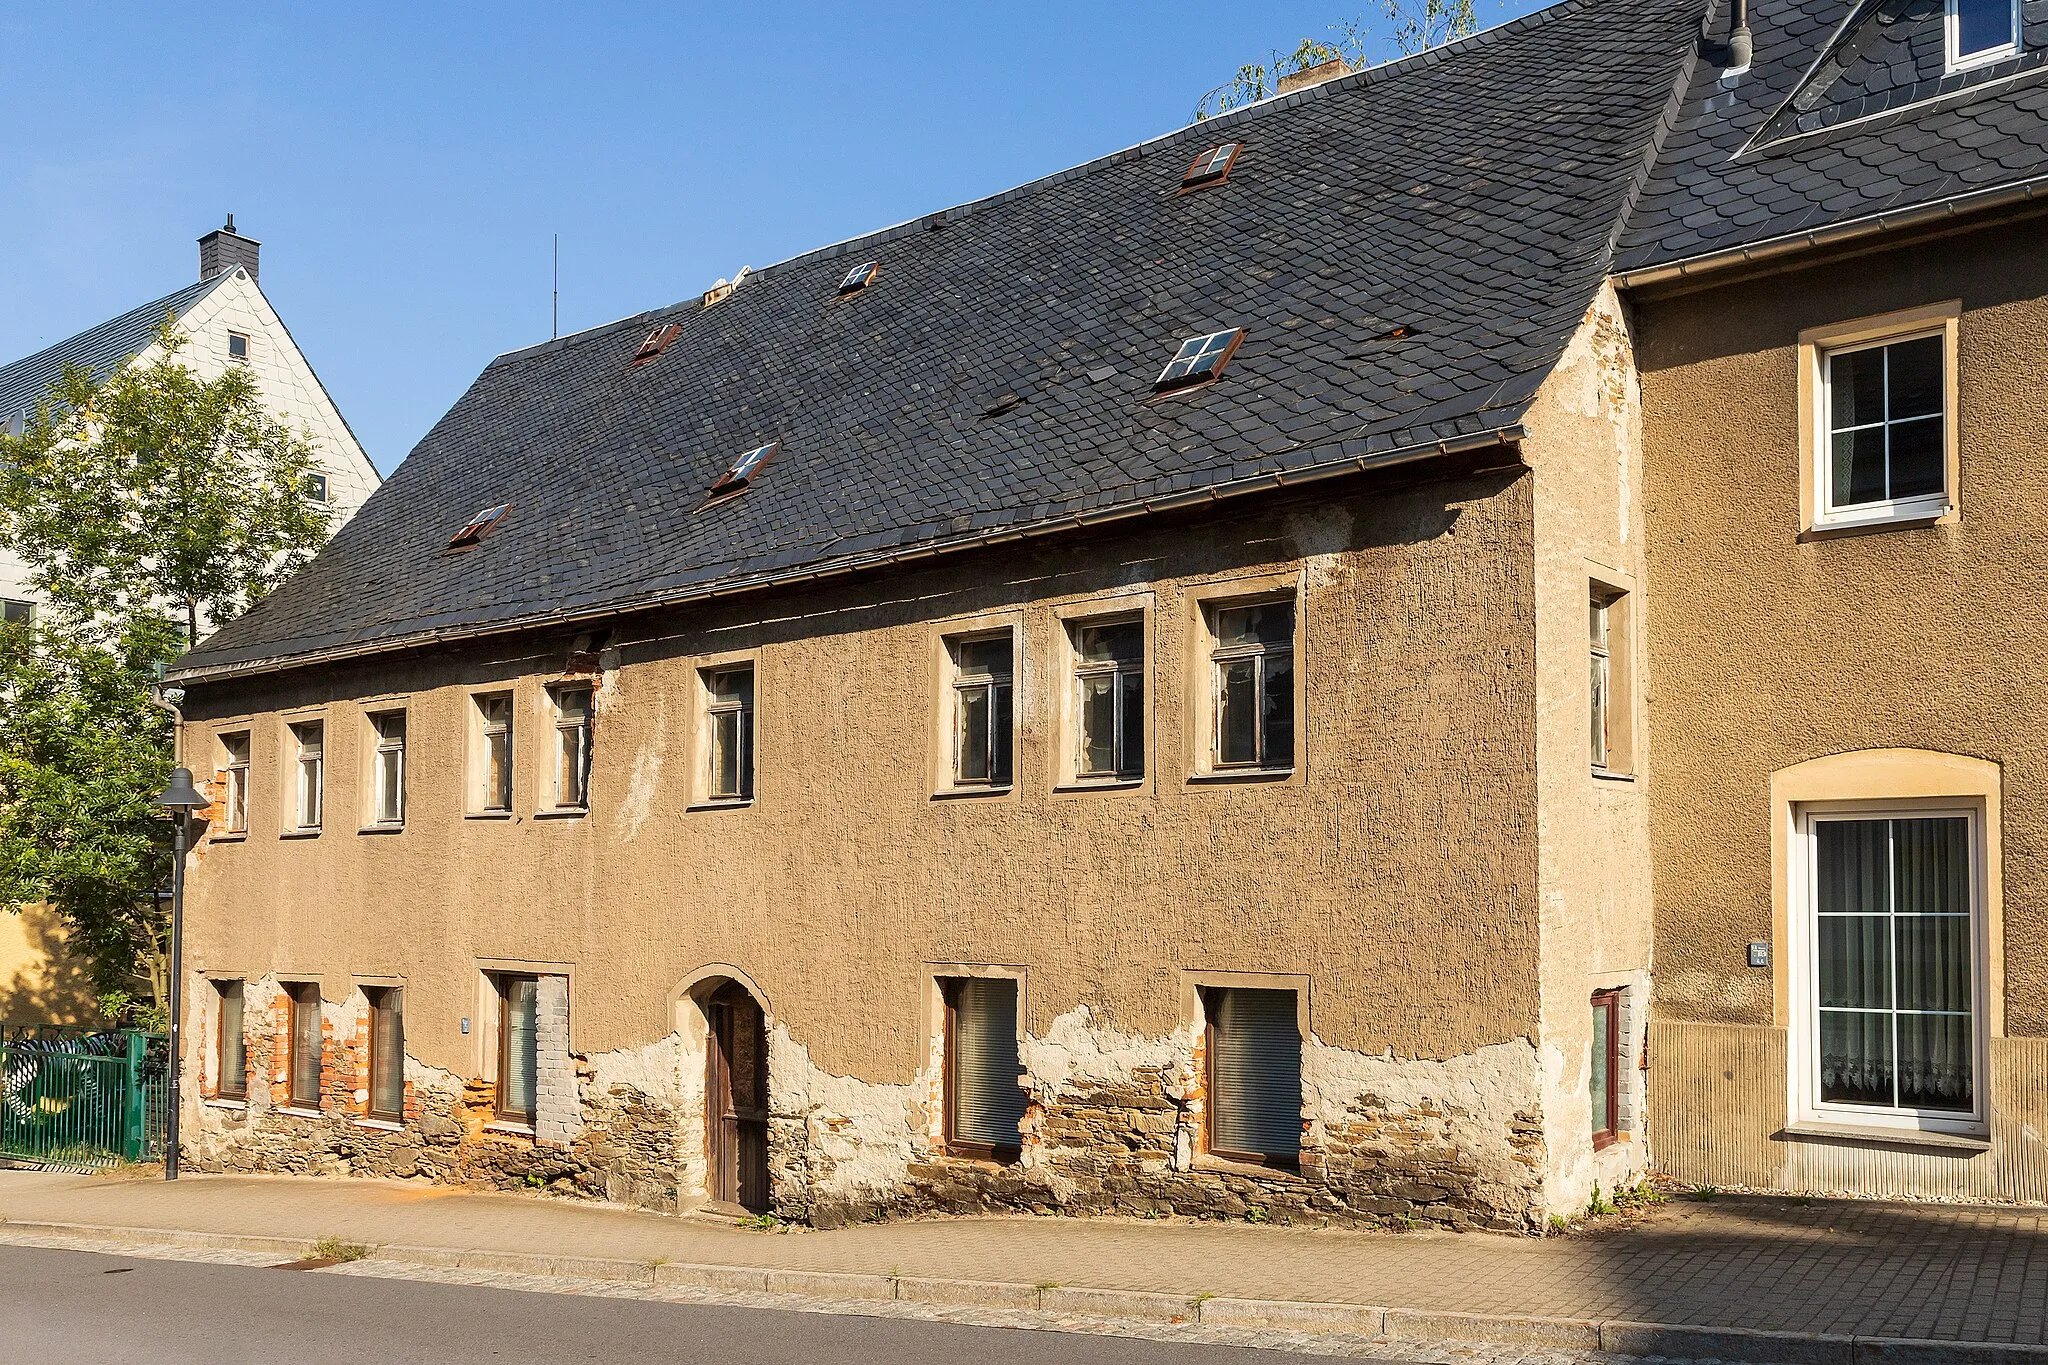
[711,441,780,496]
[1204,986,1302,1167]
[839,261,880,294]
[214,980,246,1100]
[942,976,1028,1159]
[447,505,510,551]
[366,986,405,1122]
[287,982,322,1110]
[633,322,680,364]
[1156,328,1245,390]
[1182,142,1242,188]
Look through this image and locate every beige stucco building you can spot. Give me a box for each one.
[163,0,2048,1223]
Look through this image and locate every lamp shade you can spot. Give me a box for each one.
[158,767,207,812]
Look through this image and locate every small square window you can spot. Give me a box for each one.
[227,331,250,362]
[302,473,330,504]
[949,633,1014,789]
[447,505,510,551]
[1182,142,1242,188]
[633,322,680,364]
[838,261,880,294]
[1156,328,1245,390]
[1948,0,2019,69]
[711,441,780,496]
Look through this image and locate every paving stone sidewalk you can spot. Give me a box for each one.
[3,1170,2046,1346]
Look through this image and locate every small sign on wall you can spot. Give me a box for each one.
[1747,941,1771,968]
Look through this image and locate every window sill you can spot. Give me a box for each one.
[931,785,1013,801]
[204,1098,248,1112]
[278,1105,324,1119]
[357,823,405,836]
[210,832,248,844]
[484,1120,536,1138]
[1055,778,1146,794]
[940,1144,1022,1166]
[1802,508,1952,541]
[1187,767,1295,786]
[279,829,322,840]
[687,799,753,813]
[1194,1151,1304,1180]
[464,811,514,821]
[1590,768,1636,783]
[534,806,588,820]
[1776,1122,1989,1153]
[355,1117,404,1132]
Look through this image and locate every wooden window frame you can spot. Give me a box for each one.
[632,322,680,365]
[1070,614,1145,783]
[1208,598,1296,773]
[367,710,406,828]
[940,977,1023,1162]
[474,692,514,814]
[702,667,755,804]
[710,441,781,497]
[1179,141,1242,191]
[286,981,322,1111]
[494,973,539,1125]
[1201,985,1302,1170]
[549,685,593,811]
[948,630,1015,790]
[837,261,880,295]
[289,720,324,833]
[221,730,251,834]
[1590,988,1622,1150]
[215,980,246,1101]
[446,504,511,553]
[1154,327,1246,392]
[365,986,405,1123]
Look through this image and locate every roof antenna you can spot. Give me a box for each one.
[552,234,559,340]
[1726,0,1753,69]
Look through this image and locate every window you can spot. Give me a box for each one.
[950,634,1014,788]
[290,721,324,831]
[227,331,249,361]
[1204,987,1302,1166]
[366,987,405,1122]
[551,686,592,809]
[1820,332,1948,526]
[838,261,879,294]
[495,975,539,1125]
[302,473,329,504]
[1156,328,1245,390]
[221,731,250,834]
[1803,810,1981,1130]
[475,694,513,813]
[1182,142,1242,188]
[710,442,779,495]
[1073,617,1144,781]
[447,505,510,551]
[215,981,246,1101]
[1589,586,1633,775]
[1948,0,2019,69]
[1590,989,1621,1149]
[632,322,680,364]
[287,982,322,1110]
[1,599,33,624]
[943,977,1028,1157]
[1209,599,1295,771]
[369,712,405,826]
[704,668,754,802]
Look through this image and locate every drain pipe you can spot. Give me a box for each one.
[1727,0,1753,68]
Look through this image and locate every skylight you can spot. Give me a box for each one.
[447,504,510,551]
[1155,329,1245,390]
[1182,143,1242,188]
[633,323,680,364]
[839,261,880,294]
[711,441,781,495]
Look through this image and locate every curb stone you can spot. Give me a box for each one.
[5,1217,2048,1365]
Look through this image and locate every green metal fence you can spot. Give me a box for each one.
[0,1025,169,1168]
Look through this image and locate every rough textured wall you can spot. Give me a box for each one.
[1636,215,2048,1037]
[178,473,1547,1223]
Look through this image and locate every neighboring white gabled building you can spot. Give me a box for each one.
[0,217,381,617]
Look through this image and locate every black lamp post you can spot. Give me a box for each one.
[157,765,207,1180]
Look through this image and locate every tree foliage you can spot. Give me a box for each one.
[1192,1,1480,120]
[0,319,332,1014]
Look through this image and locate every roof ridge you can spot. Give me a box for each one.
[1607,0,1718,265]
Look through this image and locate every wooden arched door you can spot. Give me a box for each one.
[705,982,769,1213]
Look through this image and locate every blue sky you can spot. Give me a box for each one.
[1,1,1541,475]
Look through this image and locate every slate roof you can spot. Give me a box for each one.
[0,275,231,425]
[1614,0,2048,272]
[176,0,1712,681]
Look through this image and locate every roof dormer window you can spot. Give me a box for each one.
[1948,0,2019,70]
[446,504,510,551]
[633,323,680,365]
[838,261,880,295]
[711,441,780,495]
[1155,328,1246,390]
[1181,143,1242,189]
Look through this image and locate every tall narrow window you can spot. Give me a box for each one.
[705,669,754,802]
[367,986,405,1122]
[290,721,323,831]
[1821,333,1948,525]
[1949,0,2019,69]
[216,981,246,1101]
[221,731,250,834]
[496,975,539,1125]
[1808,812,1979,1126]
[1073,618,1144,781]
[951,635,1014,788]
[1205,987,1302,1165]
[476,694,513,813]
[287,982,322,1110]
[944,977,1028,1157]
[1210,600,1295,770]
[1590,595,1612,770]
[551,686,592,809]
[370,712,406,826]
[1590,989,1621,1149]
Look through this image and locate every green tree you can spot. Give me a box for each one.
[1192,1,1480,120]
[0,319,332,1016]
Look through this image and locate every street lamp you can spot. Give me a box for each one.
[157,765,207,1181]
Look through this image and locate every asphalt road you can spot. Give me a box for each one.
[0,1244,1344,1364]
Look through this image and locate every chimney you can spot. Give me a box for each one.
[198,214,261,282]
[1276,56,1353,96]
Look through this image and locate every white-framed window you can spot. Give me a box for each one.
[369,711,406,826]
[949,633,1014,788]
[302,472,330,504]
[1071,617,1144,782]
[1817,329,1949,527]
[551,686,592,809]
[474,693,513,813]
[704,668,754,802]
[1792,803,1985,1134]
[1947,0,2020,70]
[227,330,250,362]
[2,599,34,625]
[1208,599,1295,771]
[221,730,250,834]
[290,720,323,832]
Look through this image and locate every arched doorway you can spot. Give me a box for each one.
[703,980,769,1214]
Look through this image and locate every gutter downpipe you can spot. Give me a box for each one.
[147,679,186,1180]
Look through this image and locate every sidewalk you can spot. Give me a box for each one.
[4,1169,2046,1354]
